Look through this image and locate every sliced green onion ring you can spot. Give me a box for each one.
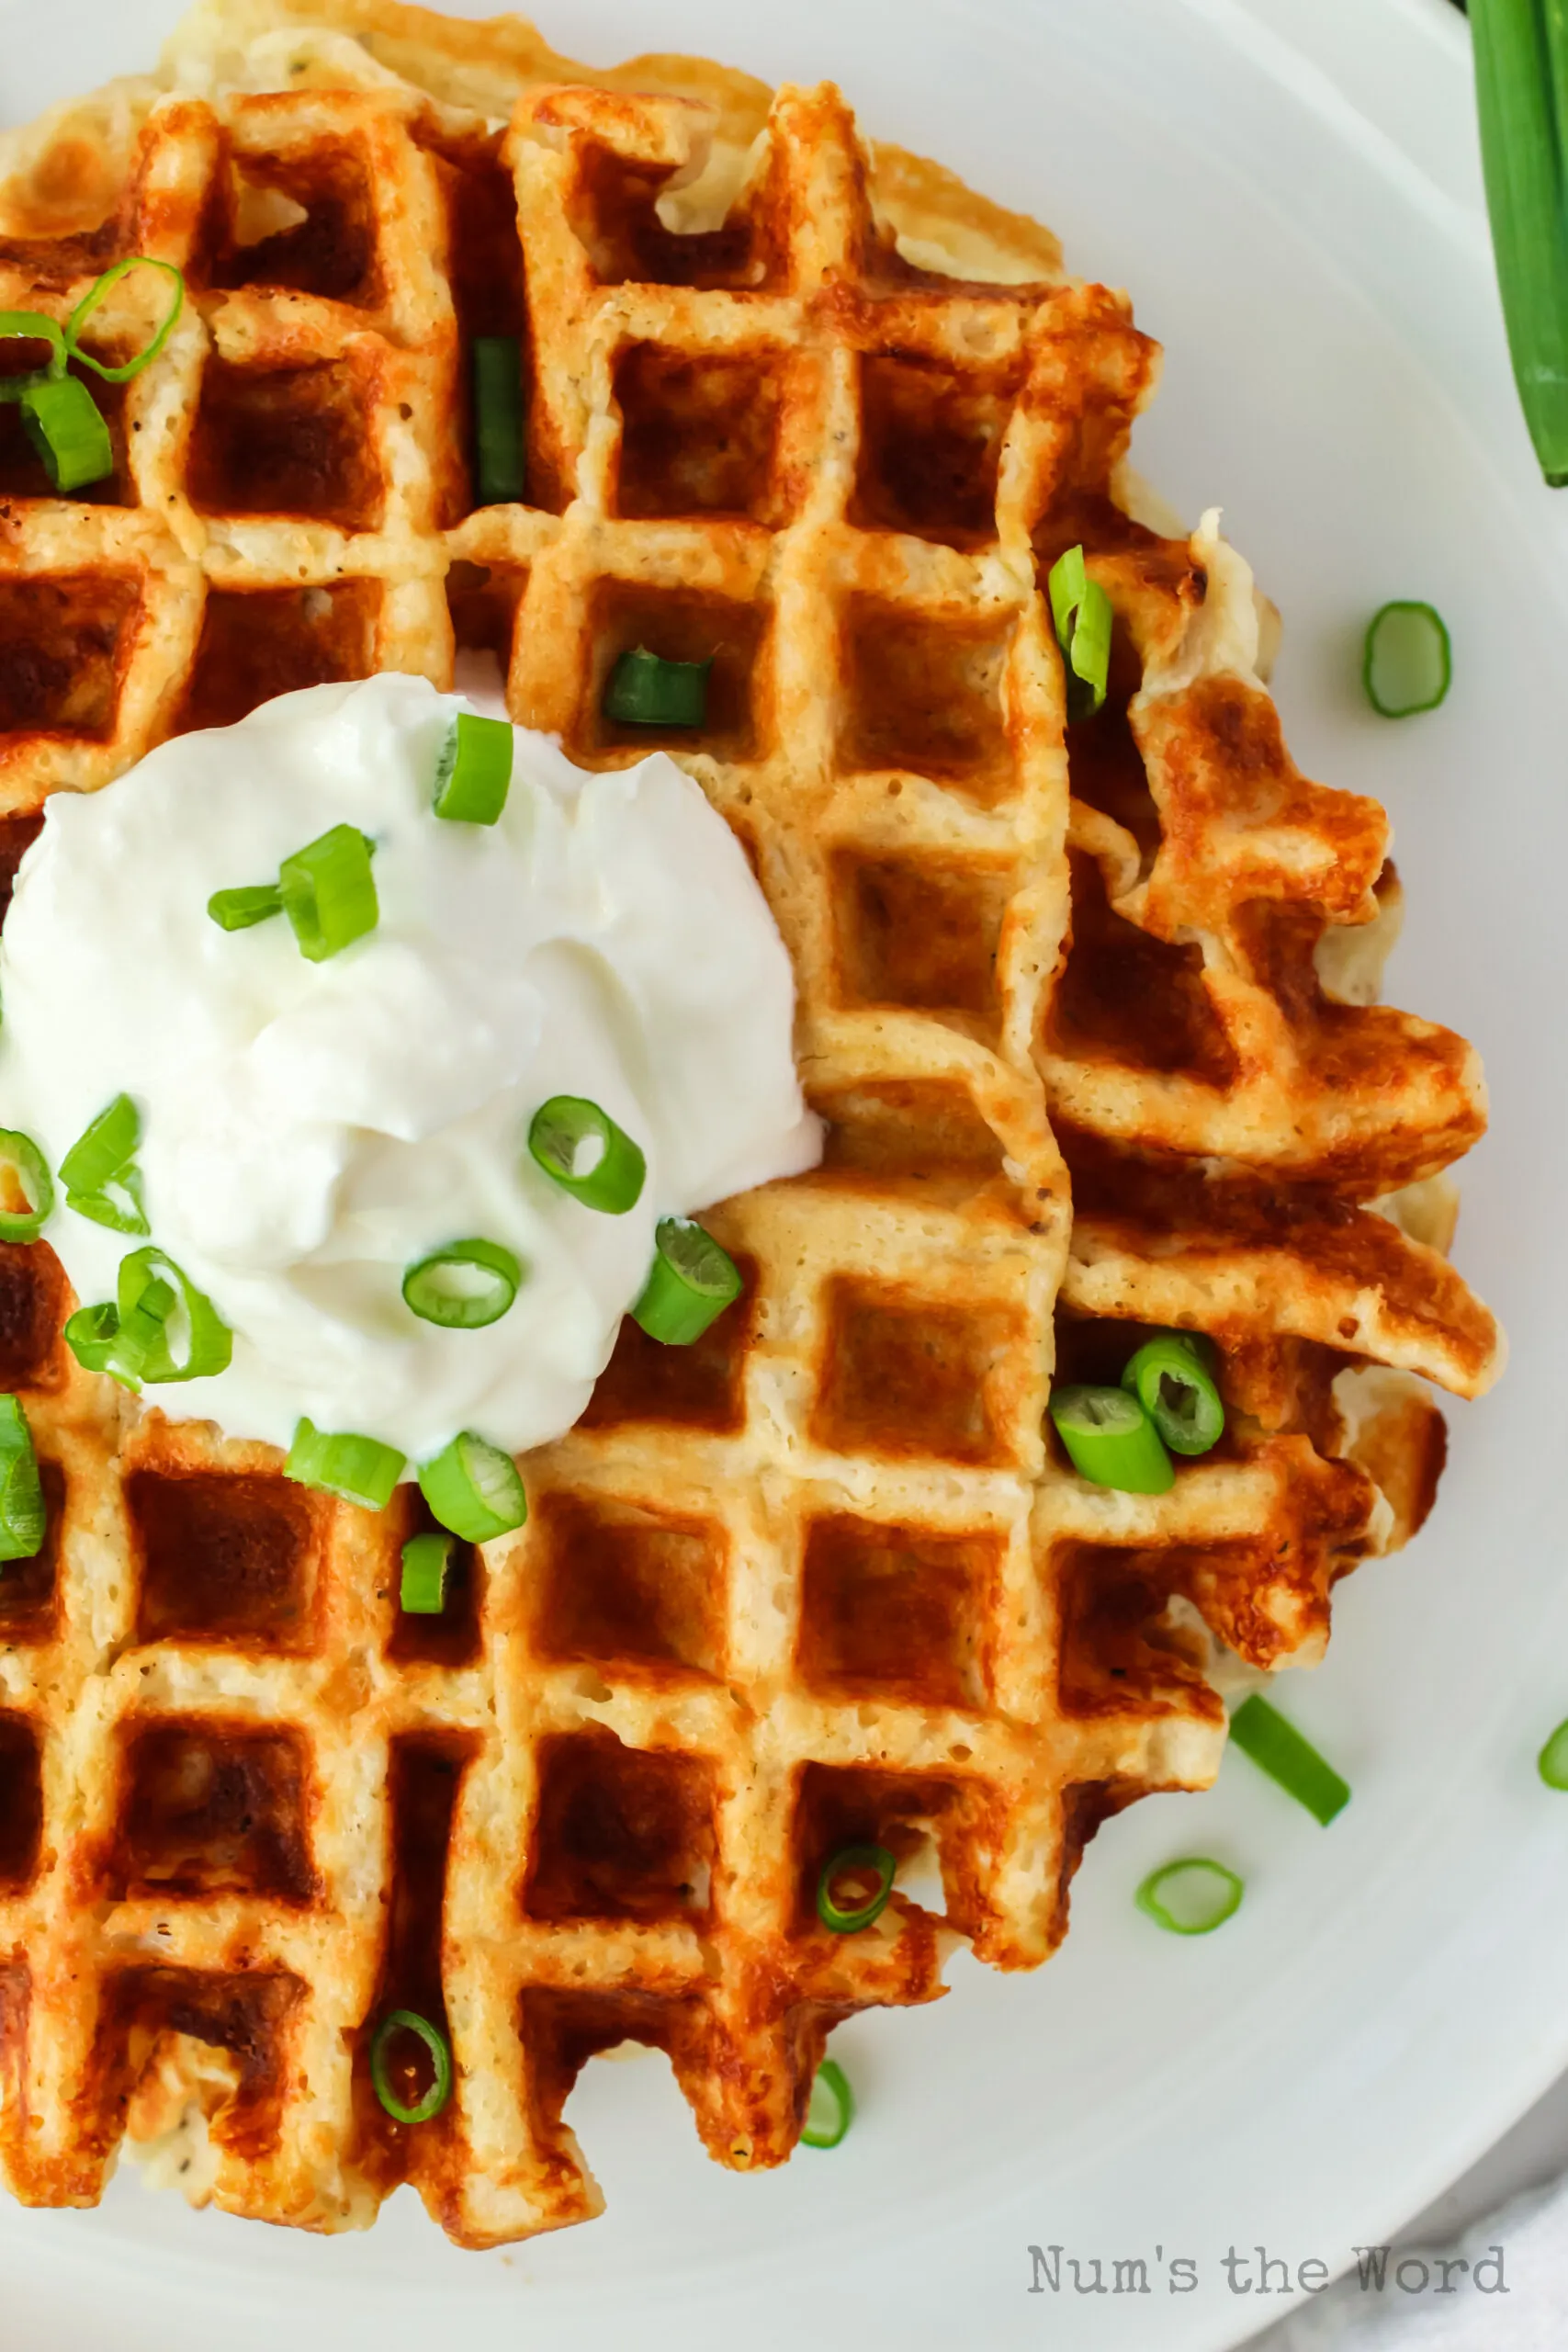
[400,1530,454,1615]
[117,1247,233,1384]
[0,310,67,401]
[60,1093,140,1196]
[604,645,712,729]
[1228,1693,1350,1826]
[1047,543,1113,719]
[631,1217,742,1346]
[63,1301,128,1381]
[63,256,185,383]
[369,2007,453,2126]
[801,2056,854,2149]
[1049,1384,1173,1494]
[402,1238,522,1330]
[433,710,513,824]
[1122,1334,1224,1458]
[0,1395,46,1564]
[0,1129,53,1243]
[1135,1858,1244,1937]
[1539,1717,1568,1790]
[68,1166,150,1237]
[19,375,114,493]
[1363,601,1451,718]
[472,335,525,505]
[279,822,378,962]
[816,1842,897,1935]
[527,1095,646,1215]
[417,1430,527,1544]
[286,1417,406,1510]
[209,882,284,931]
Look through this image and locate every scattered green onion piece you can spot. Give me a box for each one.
[1539,1717,1568,1789]
[1121,1333,1224,1458]
[432,710,513,824]
[1228,1693,1350,1826]
[279,823,378,962]
[286,1416,406,1511]
[417,1430,526,1544]
[0,1395,46,1564]
[209,882,284,931]
[63,1300,127,1381]
[117,1247,232,1384]
[527,1095,646,1215]
[63,256,185,384]
[401,1238,522,1330]
[369,2007,453,2126]
[1362,601,1452,718]
[0,1129,53,1243]
[400,1530,454,1615]
[0,310,67,401]
[1049,1384,1173,1494]
[67,1165,150,1237]
[1047,543,1113,719]
[604,644,712,729]
[816,1842,897,1935]
[631,1217,742,1345]
[1471,0,1568,486]
[801,2056,854,2149]
[471,335,525,505]
[60,1093,140,1196]
[19,375,114,494]
[1135,1858,1244,1937]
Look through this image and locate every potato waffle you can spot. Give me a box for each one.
[0,0,1501,2249]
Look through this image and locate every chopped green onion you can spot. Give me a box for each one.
[60,1093,140,1196]
[1122,1333,1224,1457]
[400,1530,453,1615]
[0,1129,53,1243]
[1135,1857,1244,1936]
[1049,1383,1173,1494]
[20,376,114,494]
[67,1165,149,1237]
[816,1842,897,1934]
[209,882,283,931]
[0,1395,45,1564]
[63,1300,127,1380]
[417,1430,526,1544]
[401,1238,522,1330]
[1228,1693,1350,1826]
[286,1417,406,1510]
[369,2007,453,2125]
[432,711,513,824]
[472,335,525,505]
[1363,601,1452,718]
[527,1095,645,1215]
[0,310,67,401]
[1472,0,1568,485]
[279,823,378,962]
[117,1247,232,1384]
[801,2056,854,2149]
[1047,543,1113,719]
[1539,1717,1568,1789]
[604,645,711,729]
[63,257,184,384]
[631,1216,742,1345]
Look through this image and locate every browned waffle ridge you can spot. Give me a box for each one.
[0,7,1500,2248]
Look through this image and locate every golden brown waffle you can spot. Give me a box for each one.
[0,1,1500,2249]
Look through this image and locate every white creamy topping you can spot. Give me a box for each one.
[0,673,820,1462]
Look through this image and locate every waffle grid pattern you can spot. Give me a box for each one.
[0,56,1500,2246]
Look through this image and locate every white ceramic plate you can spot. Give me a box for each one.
[4,3,1564,2346]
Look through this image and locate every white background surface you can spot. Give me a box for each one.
[5,3,1568,2347]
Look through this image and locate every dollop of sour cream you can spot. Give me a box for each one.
[0,673,820,1462]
